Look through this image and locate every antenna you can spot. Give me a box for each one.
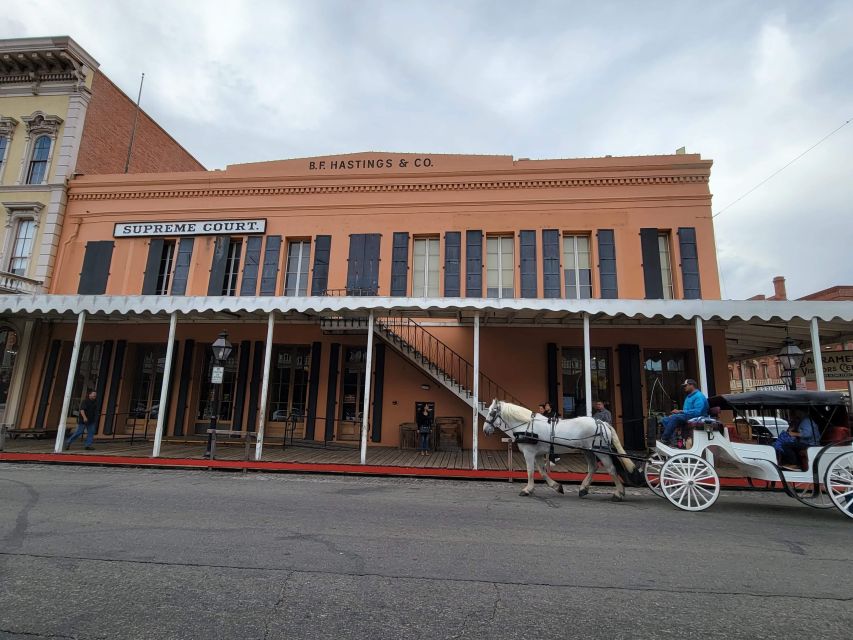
[124,72,145,173]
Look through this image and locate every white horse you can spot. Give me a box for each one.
[483,399,641,501]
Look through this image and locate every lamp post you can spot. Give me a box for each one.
[204,331,233,458]
[777,338,804,391]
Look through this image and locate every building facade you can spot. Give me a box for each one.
[10,151,735,452]
[0,36,203,427]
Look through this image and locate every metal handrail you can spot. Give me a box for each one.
[321,287,379,297]
[375,316,521,408]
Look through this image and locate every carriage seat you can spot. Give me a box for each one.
[821,425,851,445]
[687,408,724,434]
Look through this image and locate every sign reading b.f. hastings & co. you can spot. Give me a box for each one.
[114,219,267,238]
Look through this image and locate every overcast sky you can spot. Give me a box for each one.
[3,1,851,300]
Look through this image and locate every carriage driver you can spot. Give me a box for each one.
[659,379,709,446]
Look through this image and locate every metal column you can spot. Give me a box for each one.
[810,317,825,391]
[255,312,275,460]
[360,310,375,465]
[54,312,86,453]
[695,316,709,395]
[152,312,178,457]
[472,313,480,470]
[583,313,592,417]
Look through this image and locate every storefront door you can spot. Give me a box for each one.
[194,348,239,434]
[560,347,611,418]
[124,344,165,436]
[337,346,366,441]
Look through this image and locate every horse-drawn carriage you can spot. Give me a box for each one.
[484,390,853,521]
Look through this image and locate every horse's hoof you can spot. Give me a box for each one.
[519,490,531,497]
[611,494,624,502]
[578,488,588,498]
[556,484,565,494]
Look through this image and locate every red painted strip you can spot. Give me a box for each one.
[0,451,752,487]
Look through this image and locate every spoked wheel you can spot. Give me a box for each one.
[788,480,834,509]
[747,477,777,491]
[825,452,853,520]
[644,453,666,498]
[660,454,720,512]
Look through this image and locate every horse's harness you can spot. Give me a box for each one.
[485,404,612,452]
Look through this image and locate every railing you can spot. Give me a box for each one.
[321,287,379,297]
[729,378,786,392]
[0,271,43,294]
[375,316,521,409]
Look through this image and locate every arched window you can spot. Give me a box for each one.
[26,135,51,184]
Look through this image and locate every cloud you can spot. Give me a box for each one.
[1,0,851,299]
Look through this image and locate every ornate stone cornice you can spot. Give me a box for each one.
[0,115,18,137]
[21,111,63,138]
[69,174,709,201]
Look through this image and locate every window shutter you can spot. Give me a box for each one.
[310,235,331,295]
[346,234,366,295]
[444,231,461,297]
[173,339,195,436]
[519,230,537,298]
[78,241,114,294]
[617,344,645,450]
[304,341,322,439]
[324,343,341,441]
[35,340,62,429]
[542,229,560,298]
[231,341,251,430]
[259,235,282,295]
[465,230,483,297]
[171,238,194,296]
[547,343,558,409]
[207,237,231,296]
[640,228,663,299]
[597,229,618,299]
[103,340,126,435]
[371,343,386,442]
[390,232,409,296]
[364,233,381,294]
[141,239,164,295]
[239,236,263,295]
[678,227,702,299]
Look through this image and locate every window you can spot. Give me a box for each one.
[563,235,592,299]
[761,363,769,379]
[8,219,36,275]
[155,241,176,295]
[268,345,311,421]
[0,136,8,176]
[340,347,366,423]
[486,235,514,298]
[26,135,51,184]
[196,348,239,427]
[284,240,311,296]
[413,237,439,297]
[658,233,674,300]
[127,345,166,422]
[560,347,610,418]
[644,349,689,413]
[221,239,242,296]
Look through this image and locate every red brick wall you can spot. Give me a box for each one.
[76,71,204,175]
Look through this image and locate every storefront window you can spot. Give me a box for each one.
[196,348,239,426]
[644,349,688,414]
[268,345,311,421]
[560,347,610,418]
[127,345,166,424]
[340,347,366,423]
[0,328,18,422]
[68,342,102,418]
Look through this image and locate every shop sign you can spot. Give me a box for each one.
[800,350,853,381]
[308,156,434,171]
[211,366,224,384]
[114,219,266,238]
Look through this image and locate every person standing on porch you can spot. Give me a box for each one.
[592,401,612,425]
[417,405,433,456]
[659,379,708,446]
[65,390,99,451]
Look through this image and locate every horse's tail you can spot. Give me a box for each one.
[607,425,636,474]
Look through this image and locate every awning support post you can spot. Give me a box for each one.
[360,310,374,465]
[152,312,178,458]
[54,311,86,453]
[472,312,480,471]
[583,312,592,417]
[810,317,825,391]
[255,312,275,461]
[695,316,709,396]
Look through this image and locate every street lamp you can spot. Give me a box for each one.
[777,338,804,391]
[204,331,233,458]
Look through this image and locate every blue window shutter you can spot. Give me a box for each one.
[346,234,365,295]
[78,241,114,294]
[542,229,560,298]
[311,235,331,295]
[678,227,701,299]
[207,237,231,296]
[390,232,409,296]
[259,235,282,295]
[465,230,482,297]
[141,239,164,294]
[444,231,461,297]
[364,233,381,294]
[640,228,663,299]
[171,238,194,296]
[239,236,263,295]
[519,230,537,298]
[597,229,618,299]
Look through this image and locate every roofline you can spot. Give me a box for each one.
[0,35,99,70]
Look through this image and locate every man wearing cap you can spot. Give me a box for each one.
[659,379,709,446]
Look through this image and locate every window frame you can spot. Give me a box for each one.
[284,239,312,296]
[486,234,515,299]
[221,238,243,296]
[657,232,675,300]
[7,218,36,276]
[154,240,177,295]
[0,116,18,184]
[562,233,593,299]
[412,236,440,297]
[26,135,52,185]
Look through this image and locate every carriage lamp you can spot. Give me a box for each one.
[211,331,233,363]
[204,331,233,458]
[777,338,804,390]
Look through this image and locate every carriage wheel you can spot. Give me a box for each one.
[660,454,720,512]
[644,453,666,498]
[825,452,853,520]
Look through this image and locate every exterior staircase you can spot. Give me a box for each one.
[373,316,521,418]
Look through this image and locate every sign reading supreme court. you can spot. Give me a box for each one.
[800,350,853,381]
[114,219,267,238]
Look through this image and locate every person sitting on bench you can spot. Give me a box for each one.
[659,379,709,447]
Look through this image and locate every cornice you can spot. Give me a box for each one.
[69,174,709,202]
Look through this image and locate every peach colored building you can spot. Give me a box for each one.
[2,152,852,462]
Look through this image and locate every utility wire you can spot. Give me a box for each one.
[712,117,852,219]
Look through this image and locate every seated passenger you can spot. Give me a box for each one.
[792,409,821,446]
[774,427,802,470]
[660,379,709,446]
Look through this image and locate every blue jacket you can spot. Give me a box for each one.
[682,390,709,419]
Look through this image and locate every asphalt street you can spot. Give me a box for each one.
[0,464,850,640]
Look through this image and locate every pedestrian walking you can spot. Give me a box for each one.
[65,390,99,450]
[417,404,433,456]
